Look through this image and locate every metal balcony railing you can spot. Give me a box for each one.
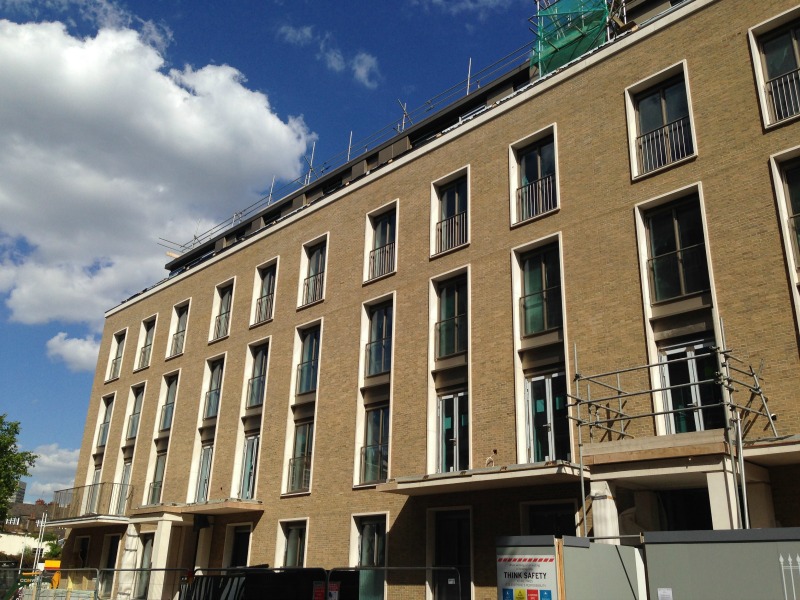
[148,481,163,505]
[109,357,122,380]
[365,337,392,377]
[160,402,174,431]
[137,344,152,369]
[213,311,230,339]
[368,242,396,280]
[246,375,266,408]
[204,389,221,419]
[287,455,311,492]
[96,422,109,447]
[435,212,468,254]
[435,314,467,359]
[254,293,274,323]
[296,359,318,395]
[516,173,556,222]
[636,115,693,174]
[648,243,709,302]
[301,272,325,305]
[127,412,140,440]
[51,482,132,521]
[767,67,800,124]
[360,443,388,484]
[169,329,185,356]
[520,285,562,336]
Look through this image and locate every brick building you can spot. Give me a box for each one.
[49,0,800,598]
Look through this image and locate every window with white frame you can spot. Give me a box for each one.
[148,452,166,505]
[160,374,178,432]
[239,435,259,500]
[97,395,114,447]
[526,371,569,462]
[356,515,386,598]
[288,420,313,493]
[367,207,397,281]
[434,175,468,254]
[281,521,307,567]
[296,326,320,396]
[781,160,800,261]
[435,277,468,359]
[246,343,269,408]
[300,241,327,306]
[107,331,126,380]
[511,131,557,224]
[365,302,392,377]
[195,444,213,502]
[212,283,233,340]
[226,525,251,568]
[127,386,144,441]
[752,13,800,126]
[438,391,469,473]
[136,318,156,370]
[115,461,131,515]
[254,263,277,324]
[519,244,562,337]
[204,358,224,419]
[168,303,189,357]
[360,404,389,485]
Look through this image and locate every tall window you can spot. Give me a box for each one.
[255,264,276,324]
[516,136,556,222]
[760,22,800,123]
[228,526,251,568]
[302,243,326,306]
[366,303,392,377]
[148,453,166,505]
[368,210,396,280]
[635,77,693,174]
[660,340,725,434]
[520,245,562,336]
[213,285,233,340]
[247,344,268,408]
[283,522,306,567]
[195,444,213,502]
[97,396,113,447]
[646,198,710,302]
[358,516,387,600]
[361,405,389,484]
[438,391,468,473]
[108,332,125,380]
[288,420,313,493]
[239,435,259,500]
[169,305,188,357]
[435,177,468,254]
[137,319,155,369]
[297,327,320,395]
[436,278,467,359]
[783,162,800,259]
[160,375,178,431]
[527,372,569,462]
[115,461,132,515]
[204,359,224,419]
[127,387,144,440]
[433,510,471,600]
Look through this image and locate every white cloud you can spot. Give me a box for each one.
[0,20,314,329]
[46,332,100,372]
[24,444,80,501]
[351,52,381,90]
[411,0,520,15]
[277,24,314,46]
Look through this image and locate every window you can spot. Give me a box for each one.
[438,391,468,473]
[195,444,213,502]
[366,303,392,377]
[301,242,326,306]
[127,386,144,440]
[357,516,386,599]
[526,371,570,462]
[435,176,468,254]
[288,420,313,493]
[160,375,178,431]
[213,284,233,340]
[137,319,155,369]
[634,76,693,174]
[515,135,556,222]
[108,332,125,380]
[97,396,113,447]
[239,435,259,499]
[228,525,251,567]
[169,304,188,357]
[759,20,800,124]
[783,161,800,260]
[520,245,562,336]
[204,359,224,419]
[360,405,389,484]
[659,340,725,434]
[432,510,471,600]
[296,326,320,395]
[247,344,268,408]
[148,453,166,505]
[283,521,306,567]
[436,278,468,359]
[645,197,710,302]
[368,209,396,280]
[254,264,277,324]
[115,461,131,515]
[87,467,101,513]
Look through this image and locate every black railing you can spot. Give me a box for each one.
[296,360,318,395]
[648,242,709,302]
[213,311,230,339]
[160,402,174,431]
[170,330,185,356]
[51,482,132,520]
[516,173,556,222]
[636,115,693,174]
[301,272,325,305]
[246,375,266,408]
[435,212,467,253]
[360,443,388,484]
[368,242,396,280]
[365,337,392,376]
[767,67,800,123]
[435,314,467,358]
[287,456,311,492]
[96,422,109,447]
[204,389,221,419]
[137,344,152,369]
[254,293,274,323]
[148,481,163,505]
[109,357,122,380]
[520,285,562,336]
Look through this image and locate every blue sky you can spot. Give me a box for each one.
[0,0,535,500]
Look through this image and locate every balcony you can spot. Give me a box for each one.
[160,402,174,431]
[126,412,140,440]
[287,455,311,493]
[520,285,562,337]
[636,116,693,174]
[648,243,709,302]
[368,242,396,280]
[365,337,392,377]
[360,443,388,484]
[767,67,800,124]
[516,173,556,222]
[137,344,152,369]
[204,389,221,419]
[435,212,467,254]
[254,293,274,324]
[246,375,266,408]
[51,482,132,522]
[296,359,318,395]
[301,272,325,306]
[435,314,467,359]
[213,311,230,340]
[169,329,185,356]
[96,422,109,448]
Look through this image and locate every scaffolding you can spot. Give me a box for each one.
[568,342,778,536]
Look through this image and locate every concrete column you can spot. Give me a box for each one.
[706,464,738,529]
[115,524,140,600]
[150,518,174,600]
[591,480,620,544]
[195,526,213,570]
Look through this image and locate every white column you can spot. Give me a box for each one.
[706,462,738,529]
[115,524,140,600]
[591,480,620,544]
[150,518,174,600]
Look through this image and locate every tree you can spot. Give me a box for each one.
[0,414,37,523]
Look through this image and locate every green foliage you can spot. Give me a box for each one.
[0,414,37,522]
[44,541,62,559]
